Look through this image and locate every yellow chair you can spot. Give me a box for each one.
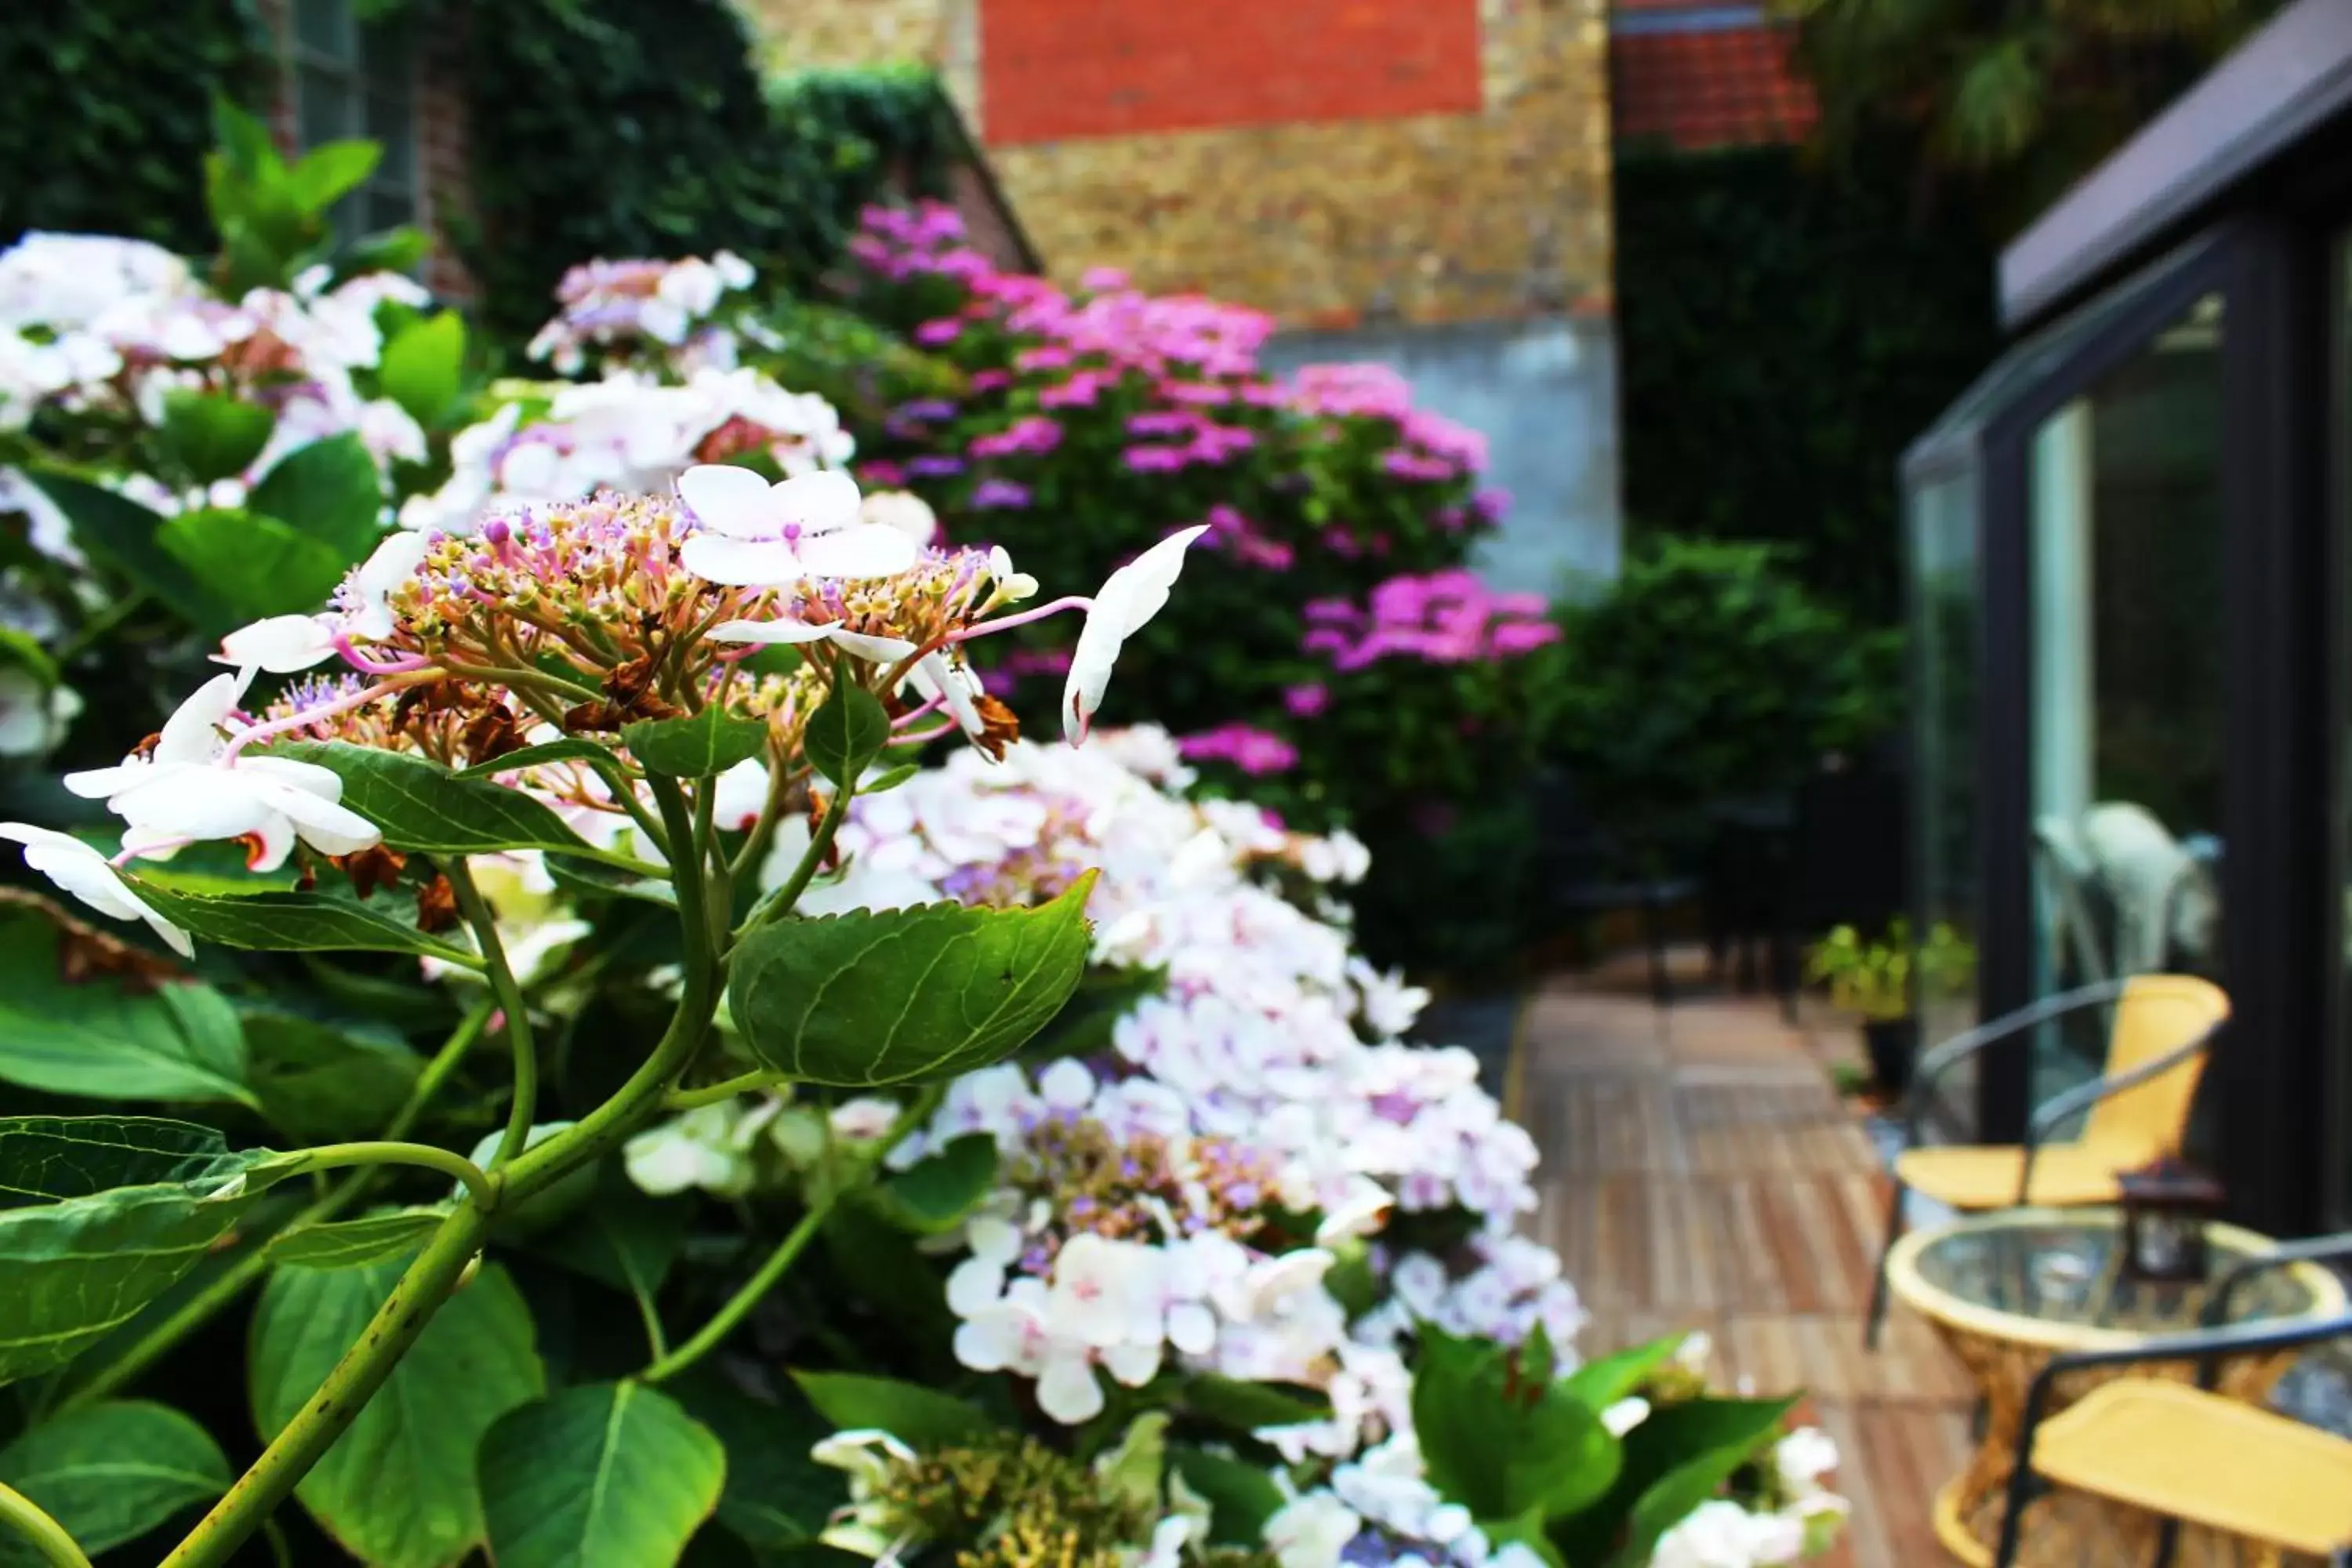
[1993,1232,2352,1568]
[1864,974,2227,1347]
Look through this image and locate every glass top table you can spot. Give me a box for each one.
[1888,1208,2347,1566]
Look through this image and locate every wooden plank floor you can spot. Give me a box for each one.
[1513,961,1974,1568]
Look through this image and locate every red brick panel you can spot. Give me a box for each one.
[978,0,1484,145]
[1610,25,1817,151]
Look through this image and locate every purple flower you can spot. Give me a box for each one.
[968,416,1063,459]
[1178,724,1299,776]
[913,318,964,347]
[1123,445,1187,474]
[893,398,959,423]
[908,455,967,478]
[971,478,1032,510]
[858,460,907,488]
[1283,683,1330,717]
[970,368,1012,392]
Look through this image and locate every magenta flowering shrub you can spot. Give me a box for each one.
[833,203,1540,868]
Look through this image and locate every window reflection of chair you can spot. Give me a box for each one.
[1864,973,2227,1348]
[2034,816,2113,989]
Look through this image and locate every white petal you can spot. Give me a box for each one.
[966,1215,1023,1267]
[112,771,274,841]
[916,653,983,739]
[1167,1301,1218,1357]
[680,534,805,586]
[677,464,779,539]
[1035,1355,1105,1424]
[238,814,298,873]
[270,788,383,856]
[946,1257,1008,1316]
[357,528,434,590]
[1098,525,1210,638]
[826,629,918,662]
[797,525,920,581]
[1601,1396,1651,1438]
[61,762,152,800]
[156,671,250,766]
[1102,1339,1162,1388]
[708,617,836,645]
[219,615,336,673]
[768,470,863,533]
[235,757,346,799]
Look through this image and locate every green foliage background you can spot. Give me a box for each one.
[1613,143,2001,622]
[0,0,274,252]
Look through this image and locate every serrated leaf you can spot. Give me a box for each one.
[1606,1399,1799,1568]
[869,1134,997,1235]
[266,1207,448,1269]
[730,871,1097,1087]
[0,1120,285,1385]
[789,1371,999,1450]
[479,1382,725,1568]
[0,1399,230,1563]
[0,914,252,1105]
[247,434,385,561]
[267,741,601,858]
[0,1116,242,1206]
[288,140,380,211]
[159,390,274,486]
[623,706,768,779]
[157,506,352,625]
[804,680,888,791]
[858,763,920,795]
[121,877,481,964]
[1412,1330,1617,1521]
[455,739,615,778]
[546,855,678,908]
[379,312,466,427]
[251,1259,543,1568]
[1559,1334,1687,1412]
[23,470,230,628]
[1171,1447,1284,1545]
[524,1177,684,1298]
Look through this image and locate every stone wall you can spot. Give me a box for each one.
[739,0,1613,329]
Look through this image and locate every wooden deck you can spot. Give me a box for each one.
[1512,962,1975,1568]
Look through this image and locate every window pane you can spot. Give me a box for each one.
[2333,234,2352,1230]
[296,0,353,60]
[365,189,416,234]
[1909,466,1982,1130]
[367,92,414,184]
[298,64,354,147]
[2027,292,2226,1104]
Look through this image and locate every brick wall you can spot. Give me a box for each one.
[739,0,1614,328]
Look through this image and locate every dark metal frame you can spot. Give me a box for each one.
[1992,1230,2352,1568]
[1861,981,2221,1348]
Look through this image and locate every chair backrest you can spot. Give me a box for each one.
[2080,973,2228,1165]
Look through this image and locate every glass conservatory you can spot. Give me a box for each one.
[1901,0,2352,1236]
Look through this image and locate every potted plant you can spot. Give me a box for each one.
[1805,919,1973,1096]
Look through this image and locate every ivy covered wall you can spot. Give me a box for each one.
[1613,144,2001,622]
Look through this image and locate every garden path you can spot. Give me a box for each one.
[1510,956,1973,1568]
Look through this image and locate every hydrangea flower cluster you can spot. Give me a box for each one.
[524,251,757,375]
[0,231,433,543]
[1301,573,1561,671]
[1264,1434,1546,1568]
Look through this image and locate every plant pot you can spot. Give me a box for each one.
[1861,1016,1918,1098]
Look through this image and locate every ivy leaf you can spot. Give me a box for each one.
[378,312,466,427]
[802,678,889,792]
[264,742,599,858]
[0,1117,286,1385]
[158,390,274,486]
[0,914,253,1105]
[121,878,481,964]
[250,1259,543,1568]
[868,1134,997,1236]
[478,1383,725,1568]
[622,706,768,779]
[0,1400,230,1562]
[265,1207,449,1269]
[729,871,1097,1087]
[247,433,385,561]
[789,1371,1000,1450]
[156,506,351,626]
[22,471,231,629]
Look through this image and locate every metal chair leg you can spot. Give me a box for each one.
[1991,1466,2038,1568]
[1864,1178,1907,1349]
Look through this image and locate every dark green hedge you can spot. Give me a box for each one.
[0,0,273,252]
[1613,144,2002,620]
[462,0,956,347]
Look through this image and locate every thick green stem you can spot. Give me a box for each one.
[49,1001,495,1416]
[737,774,853,938]
[158,1206,490,1568]
[503,775,719,1205]
[0,1482,90,1567]
[640,1085,939,1384]
[449,863,536,1170]
[288,1143,495,1210]
[662,1068,789,1111]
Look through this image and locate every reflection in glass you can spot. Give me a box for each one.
[1910,468,1980,1124]
[2027,294,2225,1106]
